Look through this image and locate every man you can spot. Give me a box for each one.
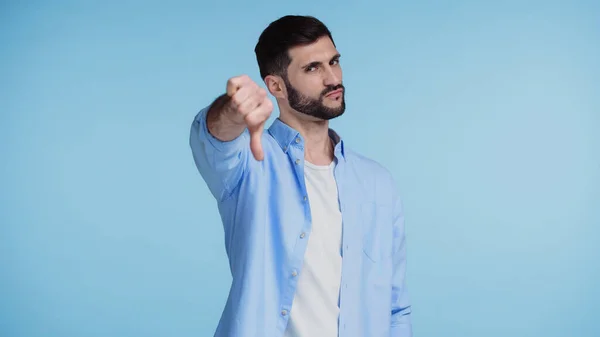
[189,15,412,337]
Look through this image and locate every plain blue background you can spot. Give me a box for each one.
[1,1,599,336]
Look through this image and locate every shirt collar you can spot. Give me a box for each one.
[267,117,346,162]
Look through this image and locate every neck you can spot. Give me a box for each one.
[279,111,334,166]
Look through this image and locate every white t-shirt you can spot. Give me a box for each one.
[284,160,343,337]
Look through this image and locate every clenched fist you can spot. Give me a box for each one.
[223,75,273,161]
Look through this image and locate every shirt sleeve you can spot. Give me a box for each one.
[189,104,250,202]
[390,183,413,336]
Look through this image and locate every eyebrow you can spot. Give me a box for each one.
[301,53,341,70]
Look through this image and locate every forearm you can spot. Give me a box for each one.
[207,94,247,142]
[189,101,249,202]
[189,75,271,200]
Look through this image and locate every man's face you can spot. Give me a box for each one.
[284,36,345,121]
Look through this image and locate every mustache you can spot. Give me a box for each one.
[321,84,344,97]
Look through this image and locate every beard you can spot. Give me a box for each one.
[284,77,346,121]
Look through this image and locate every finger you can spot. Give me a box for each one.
[237,87,266,115]
[244,98,273,127]
[226,75,251,97]
[229,85,254,112]
[249,125,264,161]
[256,96,274,119]
[230,83,262,114]
[245,99,272,161]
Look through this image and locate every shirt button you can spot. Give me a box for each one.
[295,137,301,143]
[303,196,307,201]
[283,146,287,152]
[300,232,305,238]
[281,309,288,316]
[295,159,300,165]
[292,270,298,277]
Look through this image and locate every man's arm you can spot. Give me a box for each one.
[390,184,413,336]
[189,75,272,202]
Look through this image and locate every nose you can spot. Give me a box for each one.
[323,65,341,86]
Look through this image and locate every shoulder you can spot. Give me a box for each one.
[343,147,399,206]
[345,147,394,181]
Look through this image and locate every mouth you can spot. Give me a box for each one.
[325,89,343,99]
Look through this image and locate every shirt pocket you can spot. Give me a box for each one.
[360,202,394,263]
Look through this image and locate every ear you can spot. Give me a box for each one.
[264,75,285,99]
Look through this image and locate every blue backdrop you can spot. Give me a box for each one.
[2,1,599,336]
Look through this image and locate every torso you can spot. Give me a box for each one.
[284,160,343,337]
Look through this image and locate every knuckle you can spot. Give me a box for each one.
[244,112,255,126]
[264,98,273,110]
[230,100,245,115]
[228,74,247,87]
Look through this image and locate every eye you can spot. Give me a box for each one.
[331,59,339,65]
[306,66,317,72]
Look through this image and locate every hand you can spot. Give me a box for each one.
[225,75,273,161]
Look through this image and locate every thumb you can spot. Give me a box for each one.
[249,124,264,161]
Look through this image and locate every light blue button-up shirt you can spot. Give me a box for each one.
[189,105,412,337]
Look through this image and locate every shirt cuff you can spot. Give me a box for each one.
[390,323,413,337]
